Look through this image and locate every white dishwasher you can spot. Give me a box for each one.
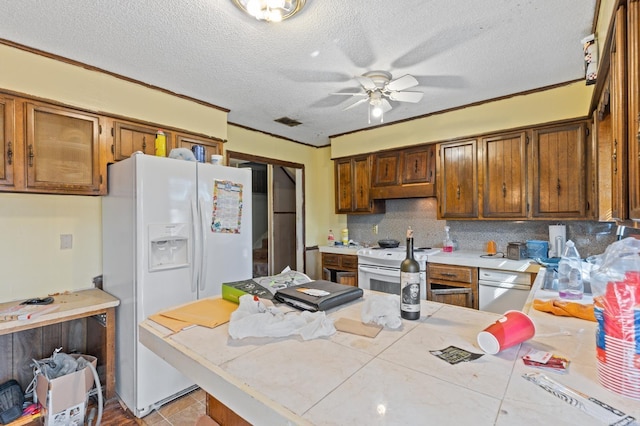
[478,268,532,314]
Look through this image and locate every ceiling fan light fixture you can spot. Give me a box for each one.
[232,0,306,22]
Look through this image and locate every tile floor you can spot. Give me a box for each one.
[140,388,206,425]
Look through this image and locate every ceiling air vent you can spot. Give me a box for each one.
[274,117,302,127]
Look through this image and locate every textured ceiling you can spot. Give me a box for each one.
[0,0,596,147]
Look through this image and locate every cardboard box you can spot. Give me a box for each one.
[35,354,96,426]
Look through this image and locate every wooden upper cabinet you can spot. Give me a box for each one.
[24,102,102,194]
[480,132,527,218]
[372,151,400,187]
[438,139,478,218]
[112,120,168,160]
[611,4,628,221]
[531,122,587,218]
[335,155,384,214]
[175,132,223,163]
[628,0,640,220]
[402,144,435,185]
[0,95,15,188]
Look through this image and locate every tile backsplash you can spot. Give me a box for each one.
[346,198,617,257]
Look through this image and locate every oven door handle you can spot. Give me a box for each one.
[359,265,403,277]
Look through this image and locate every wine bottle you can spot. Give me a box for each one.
[400,227,420,320]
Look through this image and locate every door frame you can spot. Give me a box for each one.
[226,151,306,274]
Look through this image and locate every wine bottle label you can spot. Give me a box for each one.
[400,272,420,312]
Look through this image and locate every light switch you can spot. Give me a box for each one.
[60,234,73,249]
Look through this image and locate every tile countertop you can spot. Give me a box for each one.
[139,276,638,425]
[428,250,541,273]
[318,245,361,255]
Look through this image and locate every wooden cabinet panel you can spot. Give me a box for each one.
[402,145,434,184]
[372,151,400,187]
[611,5,628,220]
[531,123,587,218]
[25,102,102,194]
[438,139,478,218]
[427,264,478,309]
[112,120,161,160]
[335,155,384,214]
[0,95,14,188]
[321,253,358,287]
[481,132,527,218]
[628,0,640,220]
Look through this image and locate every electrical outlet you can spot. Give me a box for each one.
[60,234,73,249]
[372,225,378,235]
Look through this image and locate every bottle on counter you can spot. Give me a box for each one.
[400,227,420,320]
[443,226,454,252]
[327,229,335,246]
[557,240,583,300]
[155,130,166,157]
[341,228,349,245]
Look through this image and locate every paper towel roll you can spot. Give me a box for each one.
[548,225,566,257]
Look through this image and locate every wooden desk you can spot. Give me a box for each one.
[0,289,120,399]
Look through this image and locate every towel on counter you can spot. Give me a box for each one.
[533,299,596,322]
[228,294,336,340]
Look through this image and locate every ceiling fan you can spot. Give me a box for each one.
[333,71,424,123]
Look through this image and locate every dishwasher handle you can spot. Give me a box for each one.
[478,280,530,291]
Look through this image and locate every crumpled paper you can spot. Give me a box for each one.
[361,294,402,329]
[228,295,336,340]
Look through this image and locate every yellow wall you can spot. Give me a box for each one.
[330,81,594,158]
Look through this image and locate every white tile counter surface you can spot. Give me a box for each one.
[318,245,361,255]
[428,249,539,272]
[140,277,639,425]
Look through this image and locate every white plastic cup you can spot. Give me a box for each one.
[210,154,223,165]
[477,310,535,354]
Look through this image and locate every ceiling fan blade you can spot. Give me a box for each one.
[330,92,368,97]
[343,98,369,111]
[388,91,424,103]
[381,99,393,113]
[386,74,419,91]
[355,76,377,90]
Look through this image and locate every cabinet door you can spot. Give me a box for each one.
[112,121,158,160]
[372,151,400,187]
[335,158,353,213]
[438,139,478,218]
[176,133,222,162]
[611,5,628,220]
[628,1,640,219]
[402,144,434,184]
[25,103,101,194]
[531,123,587,218]
[0,95,14,188]
[481,132,527,218]
[353,155,373,212]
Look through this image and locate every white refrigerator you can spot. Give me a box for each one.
[102,153,252,417]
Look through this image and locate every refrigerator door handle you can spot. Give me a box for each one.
[198,198,209,292]
[190,200,200,293]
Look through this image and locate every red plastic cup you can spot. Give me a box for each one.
[477,310,536,354]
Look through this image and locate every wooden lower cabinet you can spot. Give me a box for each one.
[321,253,358,287]
[427,263,478,309]
[206,392,250,426]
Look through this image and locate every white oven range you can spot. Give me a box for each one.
[357,247,441,299]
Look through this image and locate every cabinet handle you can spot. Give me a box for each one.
[428,170,433,182]
[612,140,618,174]
[456,185,461,199]
[441,272,457,277]
[502,182,506,198]
[556,179,561,195]
[414,159,419,173]
[28,144,34,167]
[384,163,388,177]
[142,136,147,150]
[6,141,11,165]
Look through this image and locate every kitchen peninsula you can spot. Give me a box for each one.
[140,274,639,425]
